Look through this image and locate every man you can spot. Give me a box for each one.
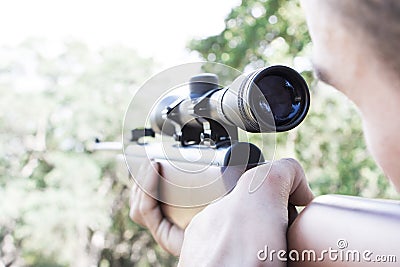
[129,0,400,266]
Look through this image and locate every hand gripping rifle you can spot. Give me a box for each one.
[94,65,400,265]
[123,65,310,228]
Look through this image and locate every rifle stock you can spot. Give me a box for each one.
[117,153,400,265]
[119,147,247,229]
[288,194,400,266]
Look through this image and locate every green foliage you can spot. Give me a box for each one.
[294,87,395,198]
[189,0,310,72]
[1,0,398,266]
[0,39,177,266]
[189,0,397,199]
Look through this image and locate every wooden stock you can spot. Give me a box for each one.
[157,160,238,229]
[118,154,400,265]
[119,153,245,229]
[160,184,400,266]
[288,195,400,266]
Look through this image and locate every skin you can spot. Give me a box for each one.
[130,0,400,265]
[129,160,184,256]
[131,158,313,266]
[300,0,400,189]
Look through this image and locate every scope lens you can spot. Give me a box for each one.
[254,76,295,123]
[241,66,309,132]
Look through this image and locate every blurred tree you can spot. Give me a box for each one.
[189,0,397,199]
[0,39,177,266]
[190,0,311,76]
[0,1,398,266]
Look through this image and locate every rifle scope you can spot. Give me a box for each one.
[150,65,310,137]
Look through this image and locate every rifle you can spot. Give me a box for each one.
[99,149,400,266]
[287,194,400,266]
[121,65,310,228]
[95,65,400,266]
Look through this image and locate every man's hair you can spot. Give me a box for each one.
[328,0,400,74]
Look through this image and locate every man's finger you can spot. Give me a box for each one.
[129,183,145,226]
[284,158,314,206]
[130,159,159,227]
[139,161,164,232]
[236,158,314,206]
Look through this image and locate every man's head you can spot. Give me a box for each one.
[300,0,400,189]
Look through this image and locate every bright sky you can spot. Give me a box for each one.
[0,0,240,67]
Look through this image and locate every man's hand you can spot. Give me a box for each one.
[129,159,184,256]
[178,158,314,267]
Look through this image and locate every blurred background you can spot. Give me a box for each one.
[0,0,398,266]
